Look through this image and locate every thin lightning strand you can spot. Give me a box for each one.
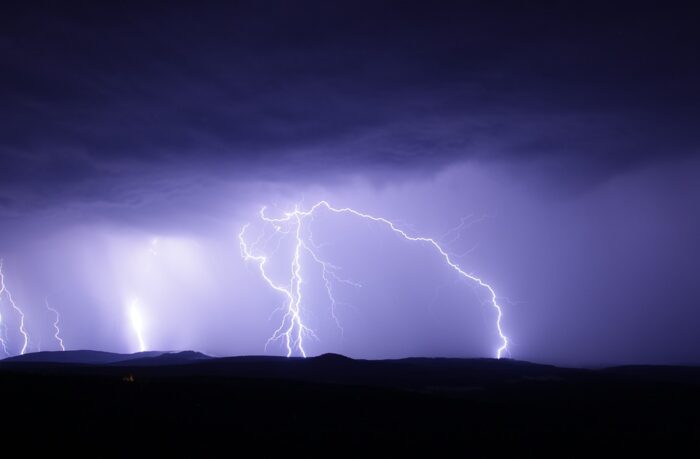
[302,244,361,335]
[45,298,66,352]
[240,201,509,359]
[0,313,8,356]
[0,260,30,355]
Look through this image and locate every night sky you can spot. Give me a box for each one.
[1,1,698,365]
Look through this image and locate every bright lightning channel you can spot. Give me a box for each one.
[239,201,509,359]
[128,299,146,353]
[0,260,30,355]
[45,298,66,351]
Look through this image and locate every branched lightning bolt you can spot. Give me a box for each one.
[240,201,509,359]
[0,260,30,355]
[45,298,66,351]
[239,208,319,357]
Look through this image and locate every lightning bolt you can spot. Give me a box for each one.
[0,319,9,356]
[239,201,509,359]
[128,299,146,353]
[239,209,317,357]
[45,298,66,351]
[0,260,30,355]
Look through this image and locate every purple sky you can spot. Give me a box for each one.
[0,1,698,365]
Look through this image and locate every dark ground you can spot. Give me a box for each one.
[1,351,698,448]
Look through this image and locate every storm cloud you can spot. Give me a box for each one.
[0,1,698,364]
[2,1,698,209]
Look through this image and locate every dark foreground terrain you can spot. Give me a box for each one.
[1,351,699,447]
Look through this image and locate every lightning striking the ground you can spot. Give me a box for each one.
[128,298,146,353]
[45,298,66,351]
[239,201,509,359]
[0,260,30,355]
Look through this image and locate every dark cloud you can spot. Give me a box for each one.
[1,1,699,208]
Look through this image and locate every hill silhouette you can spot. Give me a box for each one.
[3,349,215,366]
[1,350,698,446]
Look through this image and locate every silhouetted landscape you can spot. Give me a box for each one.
[2,351,698,445]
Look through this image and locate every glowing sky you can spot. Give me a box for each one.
[0,2,698,364]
